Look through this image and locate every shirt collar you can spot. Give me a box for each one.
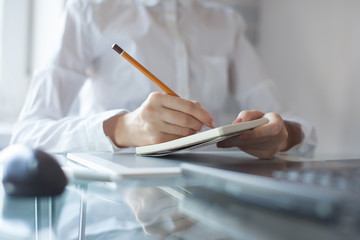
[137,0,193,8]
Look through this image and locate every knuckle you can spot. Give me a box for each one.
[269,122,282,136]
[239,110,263,120]
[192,101,201,108]
[147,92,163,102]
[248,109,259,114]
[273,112,282,118]
[183,101,197,112]
[238,110,249,117]
[267,112,283,121]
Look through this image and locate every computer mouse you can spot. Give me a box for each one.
[0,144,67,197]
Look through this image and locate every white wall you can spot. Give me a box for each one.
[259,1,360,155]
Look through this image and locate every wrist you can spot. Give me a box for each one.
[103,113,131,148]
[281,121,304,152]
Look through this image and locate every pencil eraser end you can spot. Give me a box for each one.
[112,44,124,55]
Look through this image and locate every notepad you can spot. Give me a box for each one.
[135,118,268,156]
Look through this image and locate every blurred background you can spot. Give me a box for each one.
[0,0,359,156]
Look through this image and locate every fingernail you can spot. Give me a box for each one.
[232,117,243,124]
[208,119,215,128]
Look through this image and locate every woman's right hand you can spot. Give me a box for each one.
[104,92,214,147]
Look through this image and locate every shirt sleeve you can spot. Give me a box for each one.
[229,13,317,157]
[10,1,124,153]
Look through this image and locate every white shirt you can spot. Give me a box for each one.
[11,0,316,154]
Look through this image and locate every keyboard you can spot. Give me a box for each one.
[272,167,360,193]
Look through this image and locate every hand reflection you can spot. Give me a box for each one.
[123,186,196,238]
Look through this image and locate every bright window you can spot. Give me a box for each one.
[0,0,65,148]
[0,0,64,124]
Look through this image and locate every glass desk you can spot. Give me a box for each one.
[1,152,360,240]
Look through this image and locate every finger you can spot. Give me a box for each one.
[159,94,215,128]
[217,134,244,148]
[216,132,260,148]
[143,93,205,131]
[160,120,198,137]
[233,110,264,124]
[217,134,277,159]
[138,123,184,145]
[218,112,282,148]
[245,112,284,139]
[159,108,204,132]
[148,133,183,145]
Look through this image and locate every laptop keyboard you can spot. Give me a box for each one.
[272,168,360,193]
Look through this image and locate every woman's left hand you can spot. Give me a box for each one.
[217,110,298,159]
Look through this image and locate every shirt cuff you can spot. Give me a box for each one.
[86,109,129,152]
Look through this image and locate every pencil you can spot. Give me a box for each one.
[112,44,179,97]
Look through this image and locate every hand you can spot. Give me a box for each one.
[104,92,214,147]
[217,110,303,159]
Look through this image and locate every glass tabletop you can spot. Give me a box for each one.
[0,153,236,240]
[1,151,360,240]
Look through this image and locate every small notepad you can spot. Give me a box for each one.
[135,118,268,156]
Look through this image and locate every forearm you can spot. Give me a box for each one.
[11,111,122,153]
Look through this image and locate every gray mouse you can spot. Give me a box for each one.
[1,144,67,197]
